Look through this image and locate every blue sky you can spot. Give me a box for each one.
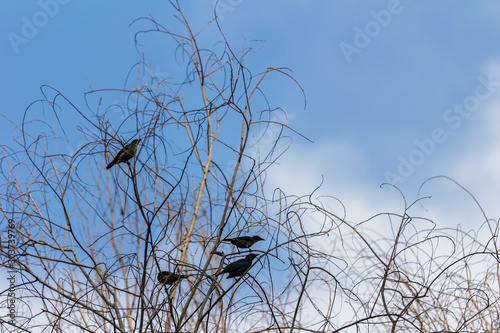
[2,0,500,224]
[3,1,500,330]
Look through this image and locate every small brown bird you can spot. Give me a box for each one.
[222,236,264,250]
[157,271,185,285]
[106,139,141,170]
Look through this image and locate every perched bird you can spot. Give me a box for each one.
[216,254,258,278]
[157,271,185,285]
[222,236,264,250]
[106,139,141,170]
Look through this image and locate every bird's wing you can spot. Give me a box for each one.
[106,146,127,169]
[222,262,237,272]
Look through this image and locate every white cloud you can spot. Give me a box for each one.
[268,97,500,233]
[265,127,500,329]
[269,140,420,222]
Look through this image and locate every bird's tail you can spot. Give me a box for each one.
[106,160,116,170]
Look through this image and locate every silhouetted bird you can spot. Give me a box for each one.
[222,236,264,250]
[216,254,258,278]
[106,139,141,170]
[157,271,185,285]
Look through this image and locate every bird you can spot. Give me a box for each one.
[222,236,264,250]
[106,139,141,170]
[216,254,258,278]
[157,271,185,285]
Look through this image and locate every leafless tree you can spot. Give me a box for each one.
[1,2,500,333]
